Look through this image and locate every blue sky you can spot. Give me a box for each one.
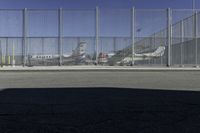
[0,0,199,9]
[0,0,199,56]
[0,0,199,37]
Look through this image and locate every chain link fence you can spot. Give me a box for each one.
[0,8,199,67]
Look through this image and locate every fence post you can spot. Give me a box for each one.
[95,7,99,65]
[59,8,63,66]
[180,20,184,67]
[23,8,27,67]
[153,33,156,65]
[167,8,172,67]
[131,7,135,66]
[113,37,116,53]
[195,11,199,67]
[0,40,2,67]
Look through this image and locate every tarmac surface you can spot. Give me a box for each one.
[0,70,199,90]
[0,70,200,132]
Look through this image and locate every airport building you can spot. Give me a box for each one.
[0,8,199,67]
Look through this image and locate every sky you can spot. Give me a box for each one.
[0,0,199,55]
[0,0,199,37]
[0,0,199,9]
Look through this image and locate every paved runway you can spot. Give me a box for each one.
[0,71,200,132]
[0,71,199,90]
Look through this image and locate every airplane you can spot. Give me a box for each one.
[28,42,88,65]
[117,46,165,65]
[63,42,88,65]
[107,53,115,58]
[98,52,115,64]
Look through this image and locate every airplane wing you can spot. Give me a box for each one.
[116,46,165,65]
[135,46,165,58]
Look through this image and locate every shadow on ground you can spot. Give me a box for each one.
[0,87,200,133]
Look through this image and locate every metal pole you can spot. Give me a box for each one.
[131,7,135,66]
[153,33,156,65]
[23,8,27,67]
[113,37,116,53]
[0,40,2,67]
[12,41,15,67]
[42,38,44,65]
[59,8,63,66]
[167,8,172,67]
[195,11,198,67]
[6,38,8,65]
[180,20,184,67]
[193,0,195,11]
[95,7,99,65]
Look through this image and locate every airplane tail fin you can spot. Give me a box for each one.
[78,42,87,55]
[73,42,87,55]
[152,46,165,57]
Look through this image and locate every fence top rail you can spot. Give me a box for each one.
[135,9,166,11]
[0,9,23,11]
[0,8,199,11]
[172,9,200,11]
[0,36,133,38]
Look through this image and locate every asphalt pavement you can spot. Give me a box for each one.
[0,71,199,90]
[0,71,200,132]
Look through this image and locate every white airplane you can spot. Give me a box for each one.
[107,53,115,58]
[28,42,87,65]
[118,46,165,65]
[63,42,87,64]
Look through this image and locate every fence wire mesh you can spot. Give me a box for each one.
[0,8,199,67]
